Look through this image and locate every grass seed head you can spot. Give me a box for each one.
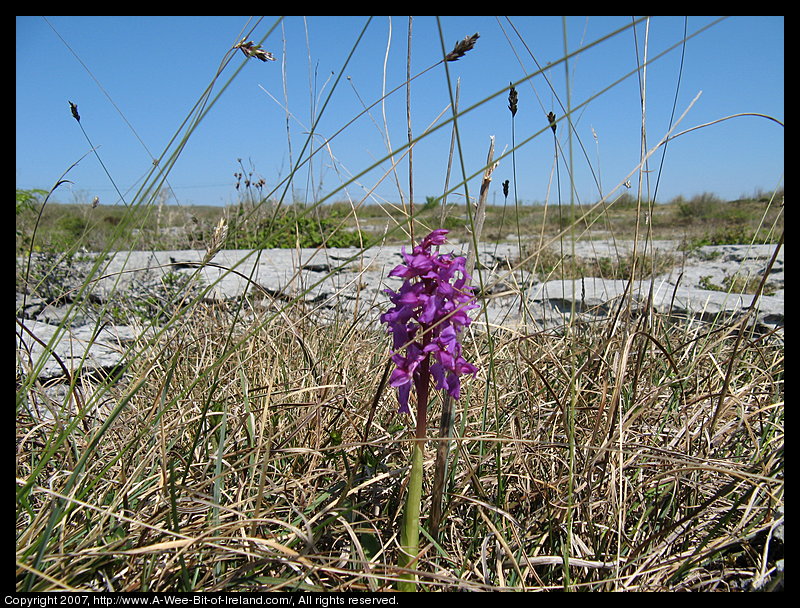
[547,111,557,133]
[508,83,518,116]
[234,38,276,62]
[445,33,480,62]
[68,100,80,122]
[203,217,228,264]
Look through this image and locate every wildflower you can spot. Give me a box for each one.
[380,229,479,414]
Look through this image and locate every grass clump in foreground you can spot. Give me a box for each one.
[16,17,783,592]
[16,287,784,591]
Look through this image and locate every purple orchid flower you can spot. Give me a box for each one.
[380,229,479,415]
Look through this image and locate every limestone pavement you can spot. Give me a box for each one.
[16,240,783,383]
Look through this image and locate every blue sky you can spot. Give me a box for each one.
[17,16,783,209]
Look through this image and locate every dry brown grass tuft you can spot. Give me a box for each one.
[16,290,783,590]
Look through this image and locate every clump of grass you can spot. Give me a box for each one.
[699,273,778,297]
[675,191,726,221]
[17,16,783,592]
[225,203,371,250]
[16,293,784,591]
[517,246,679,282]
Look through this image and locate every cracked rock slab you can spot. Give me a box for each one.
[16,240,782,382]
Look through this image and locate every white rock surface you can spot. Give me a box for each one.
[16,240,783,382]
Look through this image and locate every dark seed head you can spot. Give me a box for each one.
[508,84,518,117]
[68,101,80,122]
[445,33,480,62]
[547,111,557,133]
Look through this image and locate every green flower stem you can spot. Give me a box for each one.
[398,438,424,591]
[398,348,430,592]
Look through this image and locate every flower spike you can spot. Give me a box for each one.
[381,230,479,414]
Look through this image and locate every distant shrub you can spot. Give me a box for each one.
[613,192,641,209]
[705,226,750,245]
[16,188,49,254]
[676,192,724,222]
[684,225,754,249]
[54,215,88,249]
[422,195,440,211]
[57,215,87,236]
[16,188,45,216]
[229,211,370,249]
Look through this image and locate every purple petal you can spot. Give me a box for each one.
[421,229,449,248]
[430,361,447,391]
[397,382,412,414]
[446,374,461,399]
[389,366,413,387]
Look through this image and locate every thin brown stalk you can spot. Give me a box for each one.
[430,136,496,538]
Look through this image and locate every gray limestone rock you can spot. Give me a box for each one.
[16,240,783,383]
